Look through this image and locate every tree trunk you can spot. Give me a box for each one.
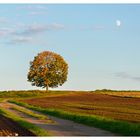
[46,84,48,91]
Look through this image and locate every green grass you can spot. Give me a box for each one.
[0,107,50,136]
[0,90,75,99]
[1,89,140,99]
[9,100,140,136]
[0,90,47,98]
[0,98,5,102]
[11,106,47,120]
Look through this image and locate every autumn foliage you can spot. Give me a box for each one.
[27,51,68,90]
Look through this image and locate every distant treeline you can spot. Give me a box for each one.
[95,89,140,92]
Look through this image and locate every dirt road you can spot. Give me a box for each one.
[0,101,116,136]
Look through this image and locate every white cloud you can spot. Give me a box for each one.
[27,5,48,10]
[50,23,65,29]
[15,23,65,36]
[8,36,34,44]
[29,11,47,15]
[0,28,15,36]
[0,22,64,45]
[21,24,49,35]
[17,5,48,17]
[17,5,47,10]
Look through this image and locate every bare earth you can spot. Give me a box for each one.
[0,114,35,136]
[0,101,117,136]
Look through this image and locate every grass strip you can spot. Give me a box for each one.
[9,100,140,136]
[11,106,47,120]
[0,98,5,102]
[0,107,50,136]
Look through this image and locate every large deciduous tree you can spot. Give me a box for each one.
[27,51,68,90]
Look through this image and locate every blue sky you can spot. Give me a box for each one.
[0,4,140,91]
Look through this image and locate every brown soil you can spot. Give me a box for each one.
[21,92,140,123]
[0,114,35,136]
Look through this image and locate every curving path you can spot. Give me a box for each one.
[0,101,117,136]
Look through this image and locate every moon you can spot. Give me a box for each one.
[116,20,121,27]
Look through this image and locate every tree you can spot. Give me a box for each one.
[27,51,68,90]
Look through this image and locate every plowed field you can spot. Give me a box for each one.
[0,114,35,136]
[21,92,140,123]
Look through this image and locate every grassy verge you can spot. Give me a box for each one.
[0,98,5,102]
[11,106,47,120]
[0,90,74,98]
[0,107,50,136]
[9,100,140,136]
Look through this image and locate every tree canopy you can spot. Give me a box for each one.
[27,51,68,90]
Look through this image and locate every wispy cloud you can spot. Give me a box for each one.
[17,5,48,10]
[26,5,48,10]
[0,22,64,45]
[0,28,15,36]
[18,24,49,35]
[93,25,105,30]
[50,23,65,30]
[15,23,65,36]
[17,5,48,16]
[8,36,34,45]
[35,5,48,10]
[114,72,140,82]
[0,17,9,24]
[29,11,47,15]
[78,25,105,31]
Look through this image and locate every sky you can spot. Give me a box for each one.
[0,4,140,91]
